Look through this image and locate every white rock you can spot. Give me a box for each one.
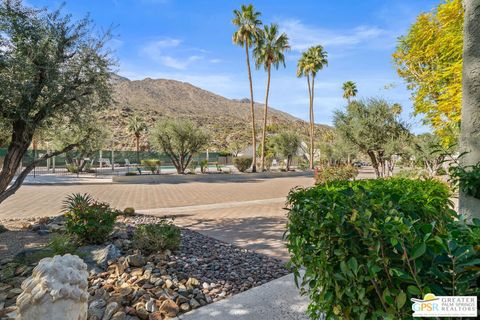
[16,254,89,320]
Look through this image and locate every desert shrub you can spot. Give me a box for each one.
[47,234,77,255]
[297,158,308,171]
[286,178,479,319]
[314,165,358,184]
[141,159,160,174]
[0,224,8,233]
[233,157,252,172]
[125,171,137,176]
[133,220,181,254]
[396,168,429,179]
[64,193,119,244]
[123,207,135,216]
[199,159,208,173]
[188,160,198,174]
[66,164,79,173]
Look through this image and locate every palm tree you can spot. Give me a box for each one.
[342,81,357,104]
[127,114,147,164]
[254,23,290,171]
[459,0,480,220]
[232,4,262,172]
[297,45,328,169]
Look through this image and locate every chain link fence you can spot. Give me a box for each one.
[0,148,233,177]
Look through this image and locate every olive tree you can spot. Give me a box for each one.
[49,115,110,172]
[150,119,209,174]
[333,99,410,178]
[0,1,113,203]
[272,131,301,171]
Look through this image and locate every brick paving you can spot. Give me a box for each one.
[0,175,313,220]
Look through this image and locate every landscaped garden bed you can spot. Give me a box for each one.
[0,212,289,319]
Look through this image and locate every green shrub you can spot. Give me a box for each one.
[64,193,119,244]
[314,165,358,184]
[125,171,137,176]
[233,157,252,172]
[133,220,181,254]
[188,160,198,174]
[396,168,430,179]
[141,159,160,174]
[66,164,79,173]
[199,159,208,173]
[47,234,77,255]
[286,178,479,319]
[436,166,447,176]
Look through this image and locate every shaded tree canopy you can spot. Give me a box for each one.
[0,0,113,203]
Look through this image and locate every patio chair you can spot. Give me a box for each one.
[125,159,138,167]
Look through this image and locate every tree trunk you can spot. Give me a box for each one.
[0,143,77,203]
[310,76,316,169]
[307,74,314,169]
[459,0,480,220]
[0,120,34,195]
[367,150,381,178]
[260,64,271,172]
[245,39,257,173]
[135,135,140,164]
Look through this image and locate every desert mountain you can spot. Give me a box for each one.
[102,76,329,151]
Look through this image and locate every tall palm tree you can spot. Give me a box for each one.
[297,45,328,169]
[127,114,147,164]
[342,81,357,104]
[459,0,480,220]
[232,4,262,172]
[254,23,290,171]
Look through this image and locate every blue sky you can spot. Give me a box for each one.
[30,0,440,132]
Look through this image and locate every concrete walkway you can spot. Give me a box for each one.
[180,273,310,320]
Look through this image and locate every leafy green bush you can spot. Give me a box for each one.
[64,193,119,244]
[233,157,252,172]
[47,234,77,255]
[449,162,480,199]
[125,171,137,176]
[133,220,181,254]
[314,165,358,184]
[141,159,160,174]
[286,178,479,319]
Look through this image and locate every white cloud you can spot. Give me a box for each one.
[280,19,387,51]
[160,55,203,70]
[141,39,204,70]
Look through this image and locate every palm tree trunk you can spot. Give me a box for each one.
[309,75,316,170]
[459,0,480,220]
[307,75,313,169]
[245,39,257,172]
[260,63,271,172]
[136,135,140,164]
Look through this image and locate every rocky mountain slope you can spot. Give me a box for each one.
[102,76,329,151]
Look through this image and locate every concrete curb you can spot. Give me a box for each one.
[179,273,309,320]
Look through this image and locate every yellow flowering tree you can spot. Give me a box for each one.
[393,0,463,145]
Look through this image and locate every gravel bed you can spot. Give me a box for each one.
[0,214,290,319]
